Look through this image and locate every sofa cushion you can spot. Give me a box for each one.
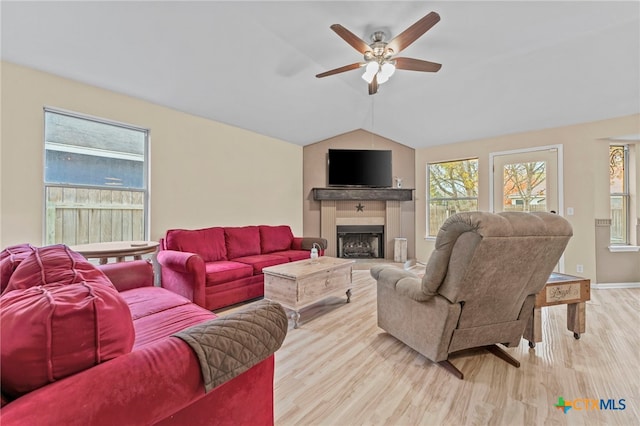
[121,286,192,321]
[0,280,135,398]
[225,226,261,259]
[232,254,290,275]
[259,225,294,254]
[4,245,113,293]
[165,227,227,262]
[0,243,36,294]
[205,261,254,286]
[119,287,216,348]
[271,250,311,262]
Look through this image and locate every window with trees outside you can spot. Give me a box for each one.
[610,145,629,245]
[427,158,478,237]
[44,109,149,245]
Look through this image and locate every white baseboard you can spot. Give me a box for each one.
[592,282,640,289]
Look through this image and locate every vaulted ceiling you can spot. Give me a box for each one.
[2,1,639,148]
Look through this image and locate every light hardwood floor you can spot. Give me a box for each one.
[221,268,640,425]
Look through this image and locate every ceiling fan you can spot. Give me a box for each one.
[316,11,442,95]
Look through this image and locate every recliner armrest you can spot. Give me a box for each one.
[370,265,434,302]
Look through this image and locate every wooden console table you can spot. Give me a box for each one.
[524,272,590,348]
[70,241,159,264]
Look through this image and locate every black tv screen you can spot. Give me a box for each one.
[328,149,392,187]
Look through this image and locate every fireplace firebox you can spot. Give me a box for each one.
[337,225,384,259]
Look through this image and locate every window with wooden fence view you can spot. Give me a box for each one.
[427,158,478,237]
[609,145,629,244]
[44,109,148,246]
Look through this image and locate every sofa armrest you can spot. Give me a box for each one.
[0,333,276,425]
[157,250,206,308]
[292,237,328,251]
[98,260,154,292]
[173,300,288,392]
[370,264,433,302]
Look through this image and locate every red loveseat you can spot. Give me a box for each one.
[158,225,327,310]
[0,244,287,426]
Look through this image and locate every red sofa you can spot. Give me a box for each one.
[158,225,327,310]
[0,244,288,426]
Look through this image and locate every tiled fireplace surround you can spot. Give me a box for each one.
[313,188,413,259]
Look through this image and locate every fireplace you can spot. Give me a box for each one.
[336,225,384,259]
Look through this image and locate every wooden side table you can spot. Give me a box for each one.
[70,241,159,264]
[524,272,590,348]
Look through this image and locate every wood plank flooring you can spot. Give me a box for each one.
[219,268,640,425]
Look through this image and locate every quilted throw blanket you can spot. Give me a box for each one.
[173,299,288,392]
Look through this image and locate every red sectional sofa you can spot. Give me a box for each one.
[158,225,327,311]
[0,244,288,426]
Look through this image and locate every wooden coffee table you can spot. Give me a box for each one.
[524,272,590,348]
[263,256,355,328]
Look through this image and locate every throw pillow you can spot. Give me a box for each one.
[0,243,36,294]
[165,227,227,262]
[259,225,294,254]
[4,244,113,293]
[0,280,135,398]
[224,226,261,259]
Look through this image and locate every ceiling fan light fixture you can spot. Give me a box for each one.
[317,11,442,94]
[379,62,396,78]
[361,61,379,83]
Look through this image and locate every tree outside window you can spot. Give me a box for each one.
[427,159,478,237]
[502,162,546,212]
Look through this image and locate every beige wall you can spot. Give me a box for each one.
[0,62,303,247]
[416,114,640,284]
[303,130,416,259]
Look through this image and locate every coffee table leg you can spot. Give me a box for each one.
[346,289,352,303]
[292,311,301,329]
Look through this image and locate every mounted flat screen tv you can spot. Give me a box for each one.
[328,149,392,188]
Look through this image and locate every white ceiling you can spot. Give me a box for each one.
[2,1,639,149]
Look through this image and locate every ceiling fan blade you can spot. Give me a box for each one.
[387,11,440,54]
[369,75,378,95]
[330,24,371,54]
[394,57,442,72]
[316,62,363,78]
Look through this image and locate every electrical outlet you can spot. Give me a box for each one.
[576,264,584,273]
[567,207,574,216]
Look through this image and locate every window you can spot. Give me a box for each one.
[44,108,149,245]
[609,145,629,245]
[427,158,479,237]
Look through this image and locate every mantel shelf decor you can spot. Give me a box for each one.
[312,187,413,201]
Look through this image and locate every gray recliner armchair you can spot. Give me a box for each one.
[371,211,573,379]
